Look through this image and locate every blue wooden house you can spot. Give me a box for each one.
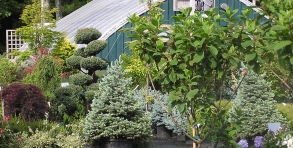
[54,0,262,62]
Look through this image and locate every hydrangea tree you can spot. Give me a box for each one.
[82,58,152,143]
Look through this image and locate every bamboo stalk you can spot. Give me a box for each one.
[193,128,197,148]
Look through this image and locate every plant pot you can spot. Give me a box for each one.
[156,125,172,138]
[103,138,132,148]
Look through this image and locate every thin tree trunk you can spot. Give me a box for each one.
[55,0,62,20]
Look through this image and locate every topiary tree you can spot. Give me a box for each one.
[2,83,48,121]
[228,70,287,146]
[82,58,152,144]
[65,28,108,115]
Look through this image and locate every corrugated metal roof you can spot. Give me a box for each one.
[54,0,155,48]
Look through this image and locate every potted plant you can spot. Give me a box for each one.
[82,58,152,148]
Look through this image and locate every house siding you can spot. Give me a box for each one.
[99,0,180,62]
[100,0,264,62]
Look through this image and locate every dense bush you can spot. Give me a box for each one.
[23,55,62,101]
[69,73,92,86]
[74,28,102,44]
[84,40,107,56]
[2,83,48,121]
[53,85,82,122]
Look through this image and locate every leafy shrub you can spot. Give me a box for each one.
[20,122,86,148]
[69,73,92,86]
[74,28,102,44]
[2,83,49,121]
[66,55,83,69]
[53,85,81,122]
[84,40,107,56]
[0,115,22,148]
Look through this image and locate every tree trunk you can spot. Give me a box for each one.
[55,0,62,20]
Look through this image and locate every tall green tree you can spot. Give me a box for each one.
[16,0,62,53]
[228,70,287,146]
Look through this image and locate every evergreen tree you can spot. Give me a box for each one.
[228,70,287,141]
[82,58,152,142]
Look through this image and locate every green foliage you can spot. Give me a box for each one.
[134,87,187,135]
[74,28,102,44]
[73,47,87,57]
[69,73,92,86]
[23,56,62,101]
[16,0,62,53]
[228,71,287,142]
[0,56,18,87]
[84,40,107,56]
[277,103,293,130]
[82,59,152,141]
[66,55,83,69]
[80,57,108,74]
[53,85,82,123]
[123,3,250,144]
[20,121,86,148]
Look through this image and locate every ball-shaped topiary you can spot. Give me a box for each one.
[2,83,48,121]
[74,28,102,44]
[66,55,83,69]
[80,57,108,73]
[69,73,92,86]
[84,40,107,56]
[73,47,87,57]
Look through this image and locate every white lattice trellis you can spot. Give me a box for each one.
[6,30,23,59]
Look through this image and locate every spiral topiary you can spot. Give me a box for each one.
[74,28,102,44]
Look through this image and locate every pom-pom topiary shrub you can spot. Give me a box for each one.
[82,58,152,148]
[64,28,108,117]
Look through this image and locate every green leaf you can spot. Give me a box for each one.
[170,59,178,65]
[176,103,186,114]
[271,25,287,31]
[245,52,256,62]
[186,89,199,100]
[168,69,176,83]
[194,51,204,63]
[168,93,181,102]
[241,40,253,49]
[158,59,167,68]
[151,18,159,26]
[175,40,184,47]
[156,40,164,49]
[253,62,260,73]
[209,58,217,69]
[274,41,292,51]
[209,45,218,57]
[290,57,293,65]
[228,130,236,137]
